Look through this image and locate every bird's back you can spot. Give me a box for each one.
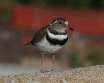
[30,25,48,44]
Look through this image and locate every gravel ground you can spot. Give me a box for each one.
[0,65,104,83]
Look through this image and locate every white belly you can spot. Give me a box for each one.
[34,36,64,54]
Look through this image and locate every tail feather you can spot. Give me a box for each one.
[25,42,31,45]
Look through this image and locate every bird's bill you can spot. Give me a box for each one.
[68,26,74,31]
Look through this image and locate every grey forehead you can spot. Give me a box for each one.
[51,17,67,23]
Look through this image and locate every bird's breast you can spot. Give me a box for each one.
[35,36,64,54]
[46,28,68,45]
[34,28,68,54]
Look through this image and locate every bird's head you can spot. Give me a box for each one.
[49,17,74,33]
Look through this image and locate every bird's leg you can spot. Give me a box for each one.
[40,54,44,72]
[51,55,55,71]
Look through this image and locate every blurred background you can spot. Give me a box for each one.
[0,0,104,75]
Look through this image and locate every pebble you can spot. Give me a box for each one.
[1,65,104,83]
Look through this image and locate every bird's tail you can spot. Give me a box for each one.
[25,42,31,45]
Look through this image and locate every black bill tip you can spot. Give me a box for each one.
[69,27,74,31]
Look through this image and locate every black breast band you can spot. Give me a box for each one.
[46,33,68,45]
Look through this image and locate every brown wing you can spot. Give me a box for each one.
[31,25,48,44]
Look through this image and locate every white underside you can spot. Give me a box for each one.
[34,36,64,54]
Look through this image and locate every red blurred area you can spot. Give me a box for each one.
[0,4,104,35]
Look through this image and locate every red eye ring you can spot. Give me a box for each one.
[58,21,62,24]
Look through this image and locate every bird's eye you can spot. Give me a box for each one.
[58,21,62,24]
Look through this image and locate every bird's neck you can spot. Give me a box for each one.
[46,28,68,44]
[48,28,67,35]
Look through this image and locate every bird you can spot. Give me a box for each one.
[25,17,74,72]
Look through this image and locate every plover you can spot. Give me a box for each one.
[25,17,74,72]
